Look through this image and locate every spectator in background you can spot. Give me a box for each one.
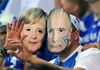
[0,11,14,47]
[0,25,6,47]
[80,0,100,45]
[59,0,90,18]
[0,0,14,47]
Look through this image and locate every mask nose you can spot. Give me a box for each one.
[52,31,59,43]
[29,30,37,39]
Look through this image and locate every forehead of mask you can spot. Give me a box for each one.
[48,10,72,44]
[47,10,73,53]
[48,10,72,34]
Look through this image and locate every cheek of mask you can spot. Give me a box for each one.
[62,36,70,45]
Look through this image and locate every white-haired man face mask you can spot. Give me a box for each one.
[47,9,80,53]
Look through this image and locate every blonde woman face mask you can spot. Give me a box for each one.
[20,8,46,53]
[21,17,46,53]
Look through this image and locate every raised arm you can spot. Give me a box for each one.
[0,19,24,66]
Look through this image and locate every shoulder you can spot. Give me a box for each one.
[74,48,100,70]
[77,48,100,58]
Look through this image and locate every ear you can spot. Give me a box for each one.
[68,27,73,39]
[72,4,79,13]
[74,30,80,40]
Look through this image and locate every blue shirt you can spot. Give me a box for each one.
[5,55,24,70]
[5,52,57,70]
[50,45,82,68]
[80,13,100,45]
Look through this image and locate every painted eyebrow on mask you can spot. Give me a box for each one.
[58,28,66,31]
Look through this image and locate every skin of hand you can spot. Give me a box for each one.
[4,19,24,50]
[6,19,32,62]
[0,19,28,67]
[94,43,100,48]
[82,43,100,51]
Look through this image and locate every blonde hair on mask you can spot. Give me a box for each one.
[19,8,47,52]
[20,8,47,24]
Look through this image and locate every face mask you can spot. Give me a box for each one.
[48,9,72,52]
